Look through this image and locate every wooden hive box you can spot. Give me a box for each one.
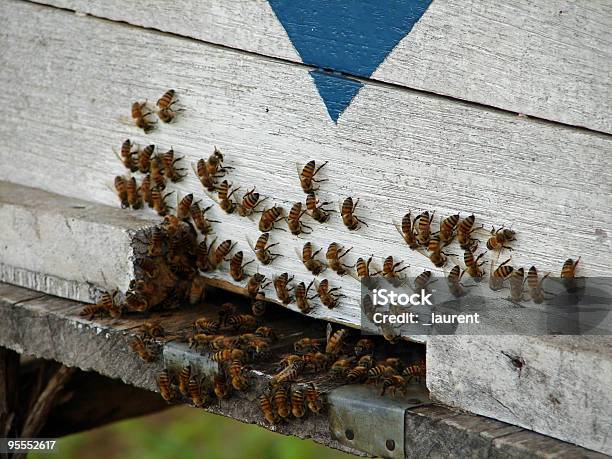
[0,0,611,455]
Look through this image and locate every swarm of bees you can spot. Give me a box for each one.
[93,89,588,429]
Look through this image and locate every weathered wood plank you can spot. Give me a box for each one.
[0,282,606,458]
[34,0,612,132]
[0,181,158,302]
[427,336,612,455]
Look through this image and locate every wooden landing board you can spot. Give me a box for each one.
[34,0,612,133]
[0,282,607,459]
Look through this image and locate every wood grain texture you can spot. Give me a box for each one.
[34,0,612,133]
[427,335,612,455]
[0,282,606,458]
[0,2,611,331]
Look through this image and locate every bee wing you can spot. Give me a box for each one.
[326,323,333,345]
[190,161,199,178]
[294,247,304,263]
[338,199,344,215]
[295,161,304,178]
[392,220,406,239]
[117,115,135,127]
[246,237,256,253]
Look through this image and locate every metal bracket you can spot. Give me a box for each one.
[328,384,430,459]
[163,341,219,379]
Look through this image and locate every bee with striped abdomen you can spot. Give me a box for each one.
[246,273,270,299]
[457,215,481,251]
[270,360,305,385]
[403,360,426,382]
[379,256,409,280]
[561,257,581,291]
[113,176,129,208]
[340,197,367,230]
[175,193,193,220]
[237,188,267,217]
[294,338,325,354]
[447,265,468,297]
[157,369,173,402]
[248,232,281,265]
[189,377,210,407]
[426,235,454,268]
[178,365,191,396]
[464,249,486,282]
[295,280,316,314]
[137,144,155,173]
[126,177,143,209]
[131,101,156,133]
[259,392,278,424]
[306,192,334,223]
[298,242,326,275]
[228,314,258,332]
[486,227,516,252]
[315,279,344,309]
[509,267,526,302]
[259,205,284,232]
[394,212,419,250]
[414,270,435,293]
[211,239,236,269]
[229,251,254,281]
[306,384,324,414]
[156,89,182,123]
[298,160,328,193]
[527,266,550,303]
[188,275,207,305]
[415,211,435,246]
[139,175,153,207]
[272,385,291,419]
[114,139,138,172]
[325,328,348,356]
[190,202,218,235]
[196,236,216,272]
[194,318,220,334]
[438,214,460,244]
[214,372,231,399]
[273,272,294,304]
[287,202,312,235]
[489,258,513,291]
[291,388,306,418]
[206,147,233,176]
[251,299,267,316]
[151,187,174,216]
[129,336,155,362]
[326,243,354,276]
[161,148,186,182]
[192,158,218,192]
[228,359,250,391]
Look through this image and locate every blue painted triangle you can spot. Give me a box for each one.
[268,0,433,121]
[309,70,363,123]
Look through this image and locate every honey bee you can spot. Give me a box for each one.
[414,270,435,292]
[129,336,155,361]
[394,212,419,250]
[279,354,303,369]
[353,339,374,357]
[439,214,460,244]
[355,256,377,282]
[358,354,374,370]
[273,272,294,304]
[305,192,333,223]
[115,139,138,172]
[294,337,325,354]
[561,257,581,291]
[259,205,284,232]
[367,364,395,384]
[131,101,156,133]
[291,388,306,418]
[228,314,258,332]
[211,239,237,269]
[139,320,165,338]
[196,236,216,272]
[415,211,434,246]
[382,358,404,372]
[113,176,129,208]
[270,360,304,385]
[161,148,186,182]
[325,328,348,356]
[298,160,328,193]
[228,360,249,391]
[305,384,324,414]
[212,348,246,363]
[137,144,155,173]
[447,265,468,297]
[427,235,454,268]
[295,280,315,314]
[151,187,174,216]
[156,89,181,123]
[251,299,267,316]
[298,242,326,275]
[190,202,217,235]
[464,249,486,281]
[123,291,148,313]
[302,352,329,373]
[175,193,194,220]
[213,373,231,399]
[326,243,354,276]
[218,302,236,326]
[347,365,368,383]
[486,227,516,252]
[192,158,218,192]
[403,360,426,382]
[194,318,220,334]
[330,357,355,379]
[79,303,106,319]
[215,180,239,214]
[509,267,526,302]
[286,202,312,235]
[140,175,154,207]
[340,197,367,230]
[229,251,254,281]
[248,233,280,265]
[157,369,173,401]
[259,393,278,424]
[489,258,513,291]
[272,385,291,418]
[380,256,409,280]
[100,291,122,318]
[457,215,481,251]
[381,374,407,396]
[246,273,270,298]
[189,377,210,407]
[189,275,207,305]
[527,266,550,304]
[212,336,242,351]
[179,365,191,396]
[255,326,278,342]
[188,333,216,350]
[206,147,233,176]
[237,188,267,217]
[124,177,142,209]
[316,279,344,309]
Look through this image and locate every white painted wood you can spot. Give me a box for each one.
[427,335,612,455]
[0,181,158,302]
[34,0,612,133]
[0,1,611,330]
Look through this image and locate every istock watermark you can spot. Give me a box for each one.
[372,288,433,306]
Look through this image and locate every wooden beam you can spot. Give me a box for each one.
[32,0,612,133]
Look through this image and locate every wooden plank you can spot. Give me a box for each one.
[33,0,612,133]
[0,282,605,458]
[427,336,612,455]
[0,181,158,303]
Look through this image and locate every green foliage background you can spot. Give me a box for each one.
[30,407,354,459]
